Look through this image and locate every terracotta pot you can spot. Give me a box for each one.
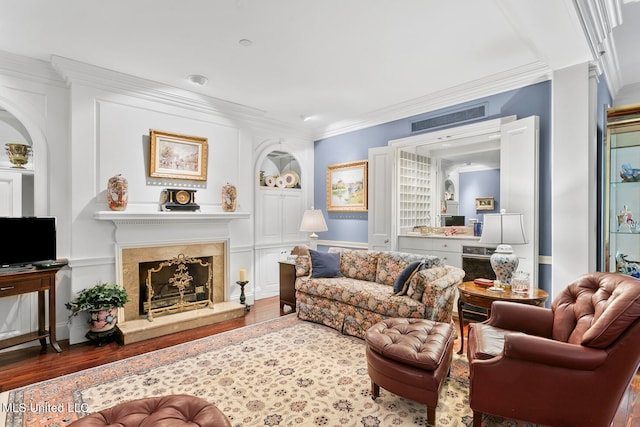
[88,307,118,333]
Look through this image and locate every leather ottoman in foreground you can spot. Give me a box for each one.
[365,318,455,427]
[67,394,232,427]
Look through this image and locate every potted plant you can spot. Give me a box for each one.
[66,282,130,333]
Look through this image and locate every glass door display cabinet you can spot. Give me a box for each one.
[605,104,640,277]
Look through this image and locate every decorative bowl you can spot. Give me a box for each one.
[620,163,640,182]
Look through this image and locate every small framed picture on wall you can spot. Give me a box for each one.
[475,197,495,211]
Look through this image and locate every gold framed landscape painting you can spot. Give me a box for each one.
[326,160,368,212]
[149,129,208,181]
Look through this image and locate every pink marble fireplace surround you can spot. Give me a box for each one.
[95,210,249,344]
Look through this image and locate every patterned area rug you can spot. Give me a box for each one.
[0,315,536,427]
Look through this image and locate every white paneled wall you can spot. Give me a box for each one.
[0,52,314,346]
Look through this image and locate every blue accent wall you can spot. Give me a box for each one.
[315,81,551,247]
[459,169,500,221]
[314,81,552,291]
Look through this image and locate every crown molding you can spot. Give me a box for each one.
[314,61,552,140]
[50,55,314,140]
[572,0,623,96]
[598,34,623,95]
[0,50,66,87]
[51,55,264,118]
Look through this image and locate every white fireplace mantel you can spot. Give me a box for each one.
[94,210,250,246]
[94,210,250,224]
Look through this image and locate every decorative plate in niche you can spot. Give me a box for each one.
[282,170,299,187]
[276,176,287,188]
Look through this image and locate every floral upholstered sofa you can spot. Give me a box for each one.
[294,247,465,339]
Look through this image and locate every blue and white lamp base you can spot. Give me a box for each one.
[489,244,519,292]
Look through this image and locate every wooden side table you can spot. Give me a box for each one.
[456,281,548,355]
[278,261,296,311]
[0,267,63,353]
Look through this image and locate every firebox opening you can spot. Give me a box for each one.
[138,254,214,318]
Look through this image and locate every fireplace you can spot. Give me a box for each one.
[95,210,249,345]
[116,241,244,343]
[139,254,214,318]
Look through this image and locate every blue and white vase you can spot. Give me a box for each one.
[490,244,519,286]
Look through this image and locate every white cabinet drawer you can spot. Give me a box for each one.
[398,236,431,252]
[431,239,462,253]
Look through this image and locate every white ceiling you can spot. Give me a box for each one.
[0,0,638,137]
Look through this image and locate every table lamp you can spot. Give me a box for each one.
[299,208,328,250]
[479,209,527,292]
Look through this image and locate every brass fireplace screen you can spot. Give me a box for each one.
[144,253,214,321]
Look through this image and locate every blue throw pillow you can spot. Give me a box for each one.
[393,261,423,294]
[309,249,342,278]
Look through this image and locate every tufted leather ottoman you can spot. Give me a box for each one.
[365,318,455,427]
[67,394,232,427]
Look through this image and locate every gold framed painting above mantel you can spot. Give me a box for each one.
[326,160,368,212]
[149,129,208,181]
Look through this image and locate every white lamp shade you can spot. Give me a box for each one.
[479,211,527,245]
[300,209,328,233]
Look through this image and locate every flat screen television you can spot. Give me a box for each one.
[0,217,57,267]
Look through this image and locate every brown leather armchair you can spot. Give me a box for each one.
[467,272,640,427]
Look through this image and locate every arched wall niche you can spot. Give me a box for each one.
[0,97,50,216]
[254,139,302,189]
[0,109,31,144]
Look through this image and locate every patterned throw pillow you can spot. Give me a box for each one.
[339,249,379,281]
[376,252,423,286]
[295,256,311,277]
[406,266,449,301]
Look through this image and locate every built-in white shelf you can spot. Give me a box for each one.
[398,150,432,229]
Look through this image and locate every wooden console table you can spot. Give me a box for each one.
[456,281,548,355]
[0,267,63,352]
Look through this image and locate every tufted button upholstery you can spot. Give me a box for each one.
[364,318,455,427]
[467,272,640,427]
[365,318,453,370]
[67,394,232,427]
[552,272,640,348]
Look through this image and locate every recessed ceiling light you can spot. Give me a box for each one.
[239,39,253,47]
[187,75,209,86]
[300,115,312,122]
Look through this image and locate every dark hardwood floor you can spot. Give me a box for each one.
[0,296,638,426]
[0,297,282,393]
